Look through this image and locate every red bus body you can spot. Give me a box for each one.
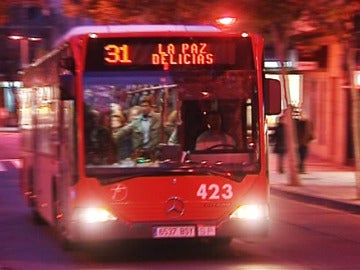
[18,25,280,247]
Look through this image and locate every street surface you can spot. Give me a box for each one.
[0,132,360,269]
[0,132,20,159]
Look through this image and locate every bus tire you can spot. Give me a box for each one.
[52,181,77,251]
[29,170,46,225]
[56,219,76,251]
[27,168,36,208]
[213,237,232,246]
[60,234,77,251]
[204,237,232,248]
[31,209,46,226]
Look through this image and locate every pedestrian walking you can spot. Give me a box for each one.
[273,115,286,173]
[295,112,314,173]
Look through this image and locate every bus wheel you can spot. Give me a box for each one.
[205,237,232,249]
[28,168,46,225]
[52,183,76,251]
[31,209,46,225]
[60,233,76,251]
[28,169,36,208]
[55,215,76,251]
[213,237,232,246]
[57,223,78,251]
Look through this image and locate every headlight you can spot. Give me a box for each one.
[230,204,269,220]
[73,208,117,223]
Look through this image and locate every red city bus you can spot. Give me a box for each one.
[18,25,281,249]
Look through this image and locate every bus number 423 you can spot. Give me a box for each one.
[196,184,233,200]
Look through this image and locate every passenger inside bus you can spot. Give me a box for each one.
[195,112,236,151]
[112,95,161,161]
[164,110,178,145]
[84,107,114,164]
[110,104,131,160]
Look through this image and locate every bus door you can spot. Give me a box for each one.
[53,99,76,229]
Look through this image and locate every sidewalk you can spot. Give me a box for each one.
[269,153,360,214]
[0,127,19,133]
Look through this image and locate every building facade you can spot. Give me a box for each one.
[302,37,354,166]
[0,1,83,127]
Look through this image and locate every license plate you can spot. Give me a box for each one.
[197,225,216,237]
[153,226,196,238]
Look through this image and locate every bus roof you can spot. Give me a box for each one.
[54,24,222,47]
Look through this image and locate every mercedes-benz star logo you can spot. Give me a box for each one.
[164,197,185,218]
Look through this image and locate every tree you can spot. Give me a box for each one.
[61,0,219,24]
[242,1,360,192]
[241,0,313,185]
[0,0,44,25]
[0,1,19,25]
[249,0,360,193]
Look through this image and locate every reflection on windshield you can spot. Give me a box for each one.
[83,70,259,173]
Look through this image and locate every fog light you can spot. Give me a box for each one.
[73,208,117,223]
[230,204,269,220]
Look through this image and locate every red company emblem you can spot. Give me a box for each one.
[110,184,128,202]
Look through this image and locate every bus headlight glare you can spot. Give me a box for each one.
[230,204,269,220]
[73,208,117,223]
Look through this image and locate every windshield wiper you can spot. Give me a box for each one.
[87,159,251,185]
[178,160,248,182]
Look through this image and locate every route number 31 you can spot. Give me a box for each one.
[196,183,233,200]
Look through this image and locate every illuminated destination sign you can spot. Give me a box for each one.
[104,43,214,66]
[85,37,254,71]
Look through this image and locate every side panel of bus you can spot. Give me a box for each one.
[20,45,76,226]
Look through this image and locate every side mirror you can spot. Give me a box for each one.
[264,78,281,115]
[59,57,75,74]
[59,74,75,100]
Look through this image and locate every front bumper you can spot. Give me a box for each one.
[68,218,268,243]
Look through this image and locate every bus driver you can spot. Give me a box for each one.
[195,112,236,151]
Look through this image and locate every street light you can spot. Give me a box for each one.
[8,35,42,69]
[354,70,360,88]
[215,16,238,33]
[216,16,237,26]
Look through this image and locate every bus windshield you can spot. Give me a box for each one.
[83,68,259,180]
